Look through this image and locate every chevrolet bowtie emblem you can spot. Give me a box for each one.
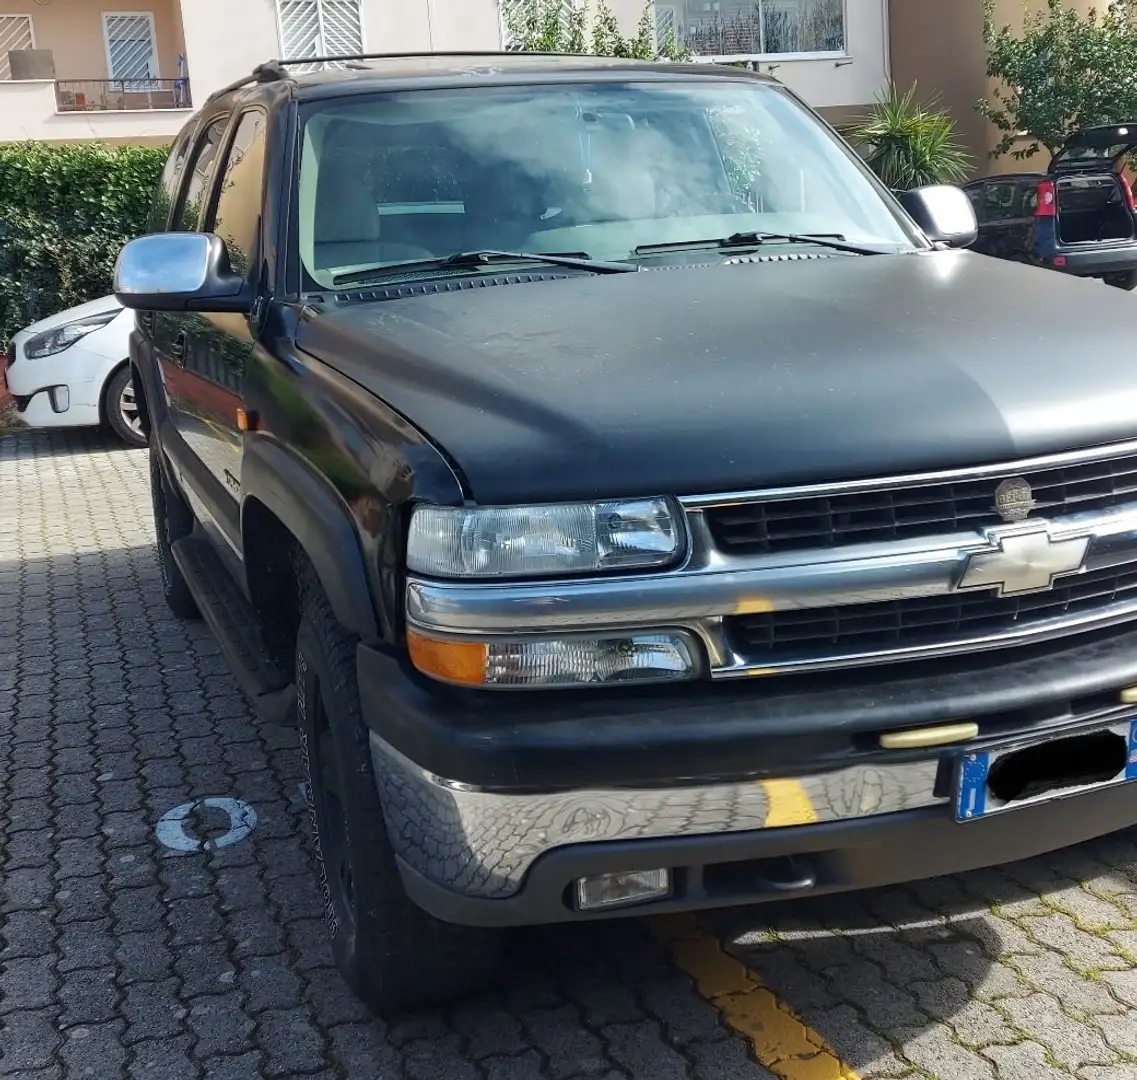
[957,525,1090,597]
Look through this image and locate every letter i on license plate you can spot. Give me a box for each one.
[955,719,1137,822]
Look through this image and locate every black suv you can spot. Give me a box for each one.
[116,53,1137,1013]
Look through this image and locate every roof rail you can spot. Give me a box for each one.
[205,50,610,102]
[263,50,582,65]
[205,60,290,104]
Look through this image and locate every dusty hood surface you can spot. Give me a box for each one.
[297,250,1137,503]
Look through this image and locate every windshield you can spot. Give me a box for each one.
[297,79,918,288]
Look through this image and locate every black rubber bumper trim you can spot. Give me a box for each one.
[357,622,1137,790]
[397,780,1137,927]
[1049,246,1137,274]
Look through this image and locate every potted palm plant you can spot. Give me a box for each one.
[846,82,972,190]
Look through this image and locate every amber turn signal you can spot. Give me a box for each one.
[236,408,257,432]
[406,629,488,686]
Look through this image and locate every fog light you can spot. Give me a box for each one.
[407,628,698,687]
[49,385,69,413]
[576,869,671,911]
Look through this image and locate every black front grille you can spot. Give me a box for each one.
[705,452,1137,555]
[728,561,1137,662]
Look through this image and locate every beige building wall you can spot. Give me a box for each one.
[182,0,888,110]
[889,0,1101,179]
[2,0,889,145]
[357,0,502,52]
[176,0,279,103]
[0,0,185,81]
[179,0,505,104]
[0,77,188,141]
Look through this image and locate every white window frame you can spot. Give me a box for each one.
[0,13,37,82]
[661,0,849,64]
[101,11,161,84]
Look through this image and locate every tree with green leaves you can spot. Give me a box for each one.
[505,0,689,59]
[980,0,1137,160]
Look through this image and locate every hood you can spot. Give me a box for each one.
[296,251,1137,504]
[13,295,124,342]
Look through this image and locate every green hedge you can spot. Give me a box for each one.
[0,142,167,346]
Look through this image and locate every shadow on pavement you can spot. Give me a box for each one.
[5,477,1137,1077]
[0,424,140,458]
[699,828,1137,1075]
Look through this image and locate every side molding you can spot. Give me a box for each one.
[241,435,380,642]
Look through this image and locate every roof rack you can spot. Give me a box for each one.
[205,51,608,103]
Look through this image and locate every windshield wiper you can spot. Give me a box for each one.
[633,231,885,257]
[332,249,637,286]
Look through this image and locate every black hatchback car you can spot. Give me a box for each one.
[964,123,1137,288]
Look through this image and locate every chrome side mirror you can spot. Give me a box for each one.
[114,233,250,313]
[898,185,979,249]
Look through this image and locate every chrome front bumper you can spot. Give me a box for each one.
[369,732,945,899]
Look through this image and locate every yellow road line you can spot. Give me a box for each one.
[653,915,859,1080]
[651,779,860,1080]
[761,779,819,827]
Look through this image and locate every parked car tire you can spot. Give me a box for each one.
[103,365,147,447]
[150,441,200,620]
[295,583,502,1013]
[1104,269,1137,290]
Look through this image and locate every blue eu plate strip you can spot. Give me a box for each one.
[1127,720,1137,781]
[956,753,989,821]
[958,719,1137,822]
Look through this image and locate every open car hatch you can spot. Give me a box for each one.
[1050,123,1137,173]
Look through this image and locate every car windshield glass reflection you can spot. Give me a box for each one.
[297,80,918,288]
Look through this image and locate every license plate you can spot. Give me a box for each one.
[956,719,1137,822]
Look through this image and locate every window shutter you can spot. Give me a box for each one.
[0,15,34,81]
[104,14,158,81]
[277,0,363,65]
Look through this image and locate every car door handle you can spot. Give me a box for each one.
[171,331,187,362]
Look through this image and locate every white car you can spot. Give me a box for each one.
[4,296,144,446]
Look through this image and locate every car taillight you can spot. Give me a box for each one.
[1122,174,1135,213]
[1035,179,1057,217]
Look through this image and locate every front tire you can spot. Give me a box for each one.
[1104,269,1137,290]
[103,365,147,447]
[150,440,199,619]
[295,585,501,1013]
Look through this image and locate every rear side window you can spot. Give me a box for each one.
[172,117,230,233]
[978,180,1022,223]
[205,110,269,278]
[146,124,196,233]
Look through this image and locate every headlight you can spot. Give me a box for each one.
[407,498,683,579]
[407,628,699,687]
[24,310,119,359]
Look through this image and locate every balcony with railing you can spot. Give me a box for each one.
[0,0,192,143]
[0,74,193,142]
[55,77,191,113]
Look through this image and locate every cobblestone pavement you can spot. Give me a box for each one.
[5,427,1137,1080]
